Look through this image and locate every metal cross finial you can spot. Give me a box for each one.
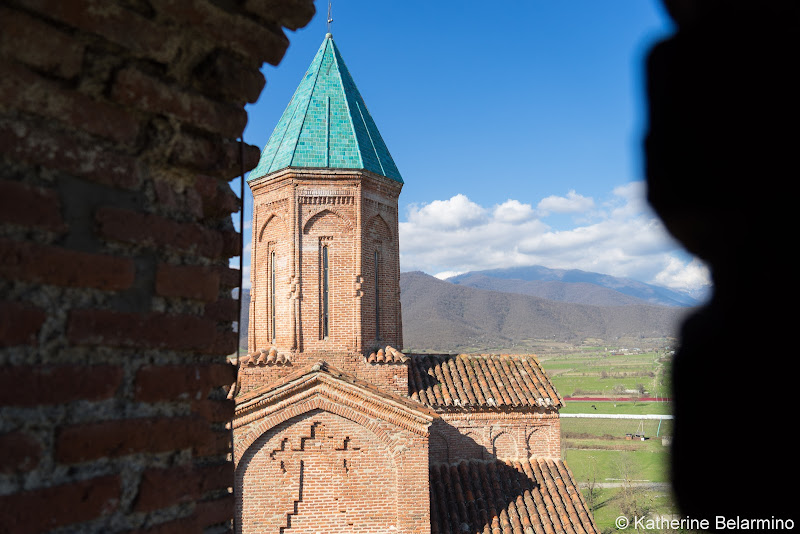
[327,1,333,34]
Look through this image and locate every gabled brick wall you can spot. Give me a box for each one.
[0,2,314,533]
[232,363,435,534]
[236,410,427,534]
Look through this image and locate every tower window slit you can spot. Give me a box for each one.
[375,250,380,339]
[270,250,276,343]
[322,245,330,339]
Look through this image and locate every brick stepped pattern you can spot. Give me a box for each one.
[430,458,599,534]
[408,354,563,411]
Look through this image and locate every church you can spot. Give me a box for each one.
[230,33,599,534]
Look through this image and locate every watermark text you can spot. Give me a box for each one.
[615,515,795,531]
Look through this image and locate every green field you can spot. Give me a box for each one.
[538,349,683,532]
[540,349,673,399]
[561,400,673,416]
[561,418,678,532]
[562,414,672,437]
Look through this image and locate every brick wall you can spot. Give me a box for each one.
[232,366,434,534]
[0,1,314,533]
[358,361,409,398]
[237,354,409,398]
[429,411,561,464]
[248,169,402,357]
[244,168,405,397]
[360,177,403,353]
[236,409,426,534]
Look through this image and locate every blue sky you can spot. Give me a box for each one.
[233,1,711,298]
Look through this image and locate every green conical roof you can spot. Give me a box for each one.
[249,34,403,183]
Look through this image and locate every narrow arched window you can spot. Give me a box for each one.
[374,250,380,339]
[321,245,330,339]
[270,250,276,343]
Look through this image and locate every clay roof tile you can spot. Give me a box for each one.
[408,354,562,412]
[365,345,410,365]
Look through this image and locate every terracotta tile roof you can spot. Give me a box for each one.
[365,345,409,364]
[233,347,292,367]
[430,458,599,534]
[408,354,563,411]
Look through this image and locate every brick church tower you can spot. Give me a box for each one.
[243,33,404,391]
[232,33,598,534]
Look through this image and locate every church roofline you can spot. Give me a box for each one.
[248,34,403,184]
[430,458,600,534]
[234,360,438,436]
[247,166,404,194]
[407,353,564,412]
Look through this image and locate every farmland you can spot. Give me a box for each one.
[539,348,673,400]
[538,349,684,533]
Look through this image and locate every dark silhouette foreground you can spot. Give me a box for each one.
[646,0,798,523]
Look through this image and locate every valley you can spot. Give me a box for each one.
[236,267,694,531]
[540,349,680,533]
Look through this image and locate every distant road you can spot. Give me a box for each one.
[561,413,672,419]
[578,482,671,489]
[564,397,672,402]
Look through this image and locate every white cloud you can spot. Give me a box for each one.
[400,194,550,276]
[399,184,711,295]
[406,194,486,229]
[241,264,251,289]
[493,199,535,223]
[434,270,464,280]
[537,190,594,216]
[653,257,710,298]
[607,181,649,218]
[236,183,711,296]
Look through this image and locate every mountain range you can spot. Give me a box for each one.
[237,266,699,354]
[399,271,692,353]
[447,265,701,307]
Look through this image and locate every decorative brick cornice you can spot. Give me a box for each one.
[234,361,436,438]
[248,167,404,195]
[439,410,560,422]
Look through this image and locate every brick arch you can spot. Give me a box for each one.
[302,207,353,234]
[462,430,479,445]
[257,212,284,241]
[526,426,541,456]
[429,429,449,464]
[366,213,393,241]
[491,431,518,459]
[235,395,401,466]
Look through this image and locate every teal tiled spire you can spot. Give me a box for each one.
[249,34,403,183]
